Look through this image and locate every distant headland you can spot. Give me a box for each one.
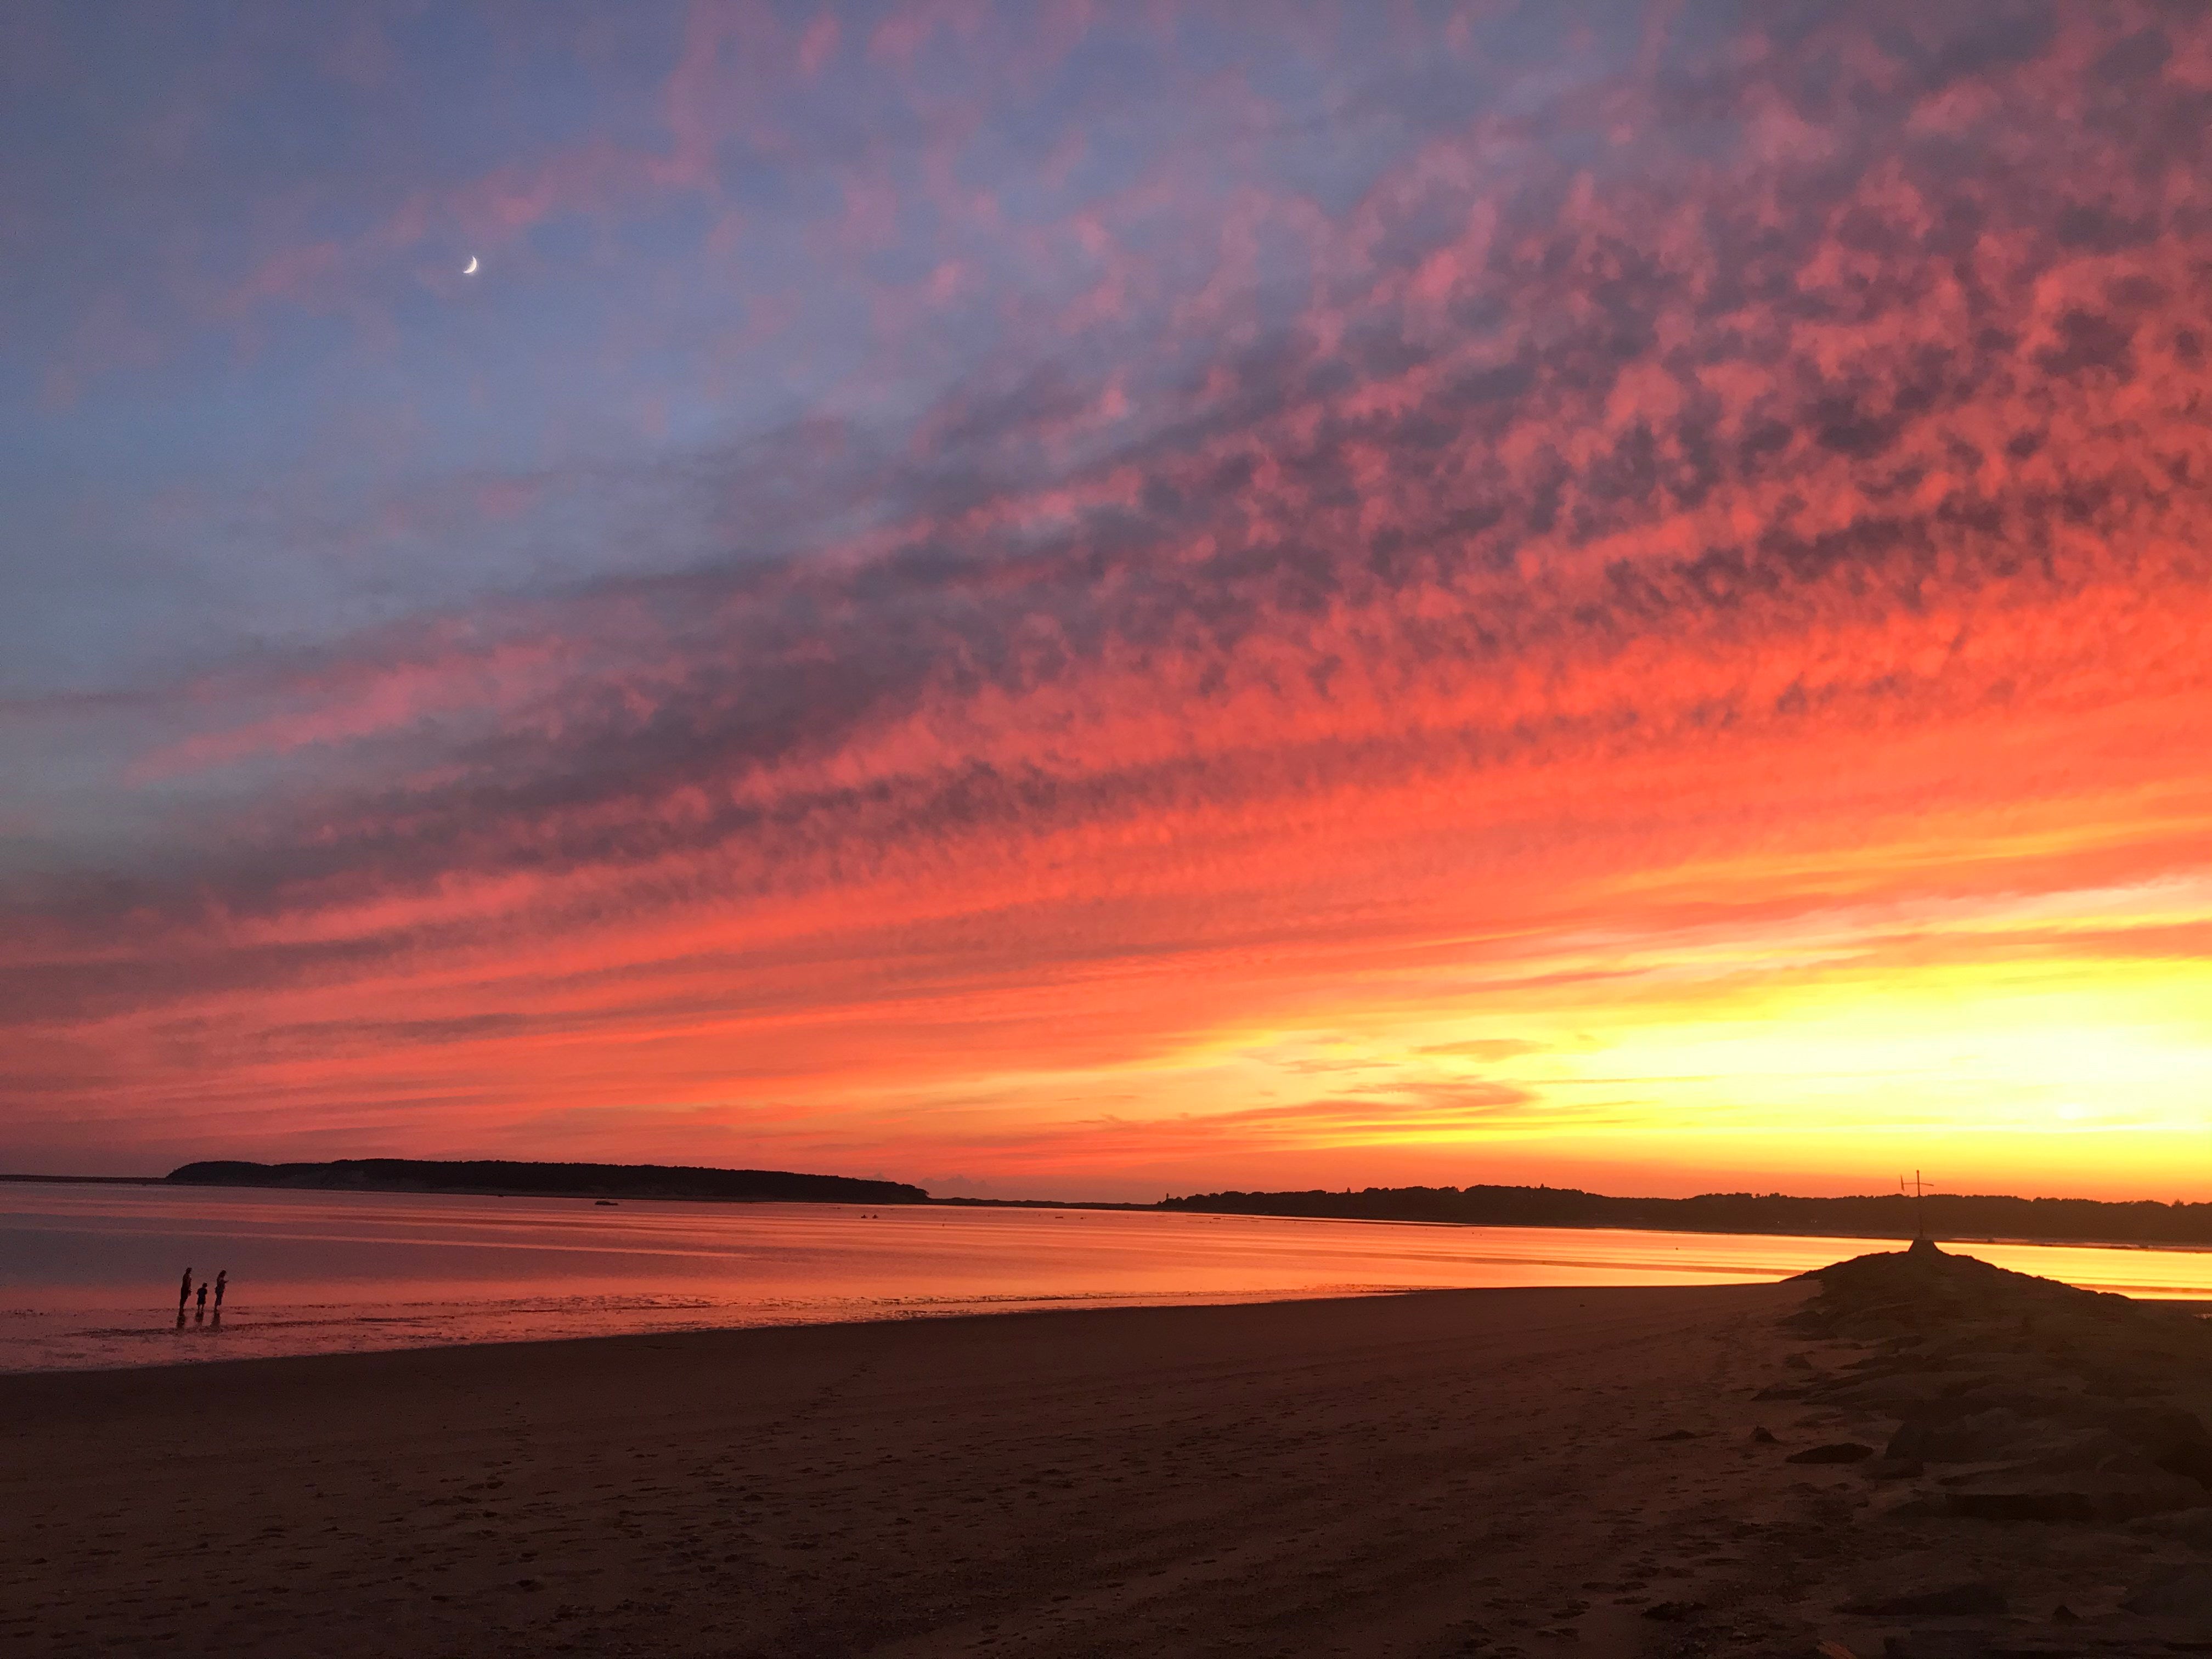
[164,1158,929,1206]
[1159,1184,2212,1249]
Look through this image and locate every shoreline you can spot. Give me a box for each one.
[16,1271,2207,1385]
[0,1283,1594,1389]
[14,1169,2212,1258]
[3,1283,1482,1381]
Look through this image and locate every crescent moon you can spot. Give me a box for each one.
[462,256,479,275]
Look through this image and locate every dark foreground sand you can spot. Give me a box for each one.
[2,1273,2206,1658]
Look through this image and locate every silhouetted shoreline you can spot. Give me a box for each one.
[162,1158,930,1206]
[7,1164,2212,1255]
[1159,1183,2212,1250]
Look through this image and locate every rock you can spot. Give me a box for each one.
[1820,1373,1997,1412]
[2123,1565,2212,1617]
[1750,1426,1778,1444]
[2106,1403,2212,1483]
[1788,1442,1877,1464]
[1941,1487,2095,1523]
[1886,1408,2044,1464]
[1906,1387,2211,1466]
[1839,1582,2008,1616]
[1836,1313,1914,1341]
[1860,1457,1925,1480]
[1939,1459,2202,1522]
[2126,1505,2212,1548]
[1876,1633,2006,1659]
[2019,1427,2168,1473]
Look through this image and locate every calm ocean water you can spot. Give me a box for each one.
[4,1182,2208,1373]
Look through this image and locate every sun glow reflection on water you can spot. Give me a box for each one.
[3,1183,2207,1373]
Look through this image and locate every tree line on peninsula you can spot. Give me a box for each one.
[167,1159,928,1206]
[1156,1184,2212,1246]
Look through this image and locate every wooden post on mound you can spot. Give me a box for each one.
[1901,1170,1927,1242]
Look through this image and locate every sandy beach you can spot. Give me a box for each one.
[4,1268,2207,1658]
[4,1284,1810,1657]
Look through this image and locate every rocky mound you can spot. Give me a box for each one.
[1781,1240,2212,1525]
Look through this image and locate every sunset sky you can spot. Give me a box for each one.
[5,2,2210,1200]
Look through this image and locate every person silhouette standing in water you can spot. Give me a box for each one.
[211,1271,228,1324]
[194,1279,209,1323]
[177,1266,194,1328]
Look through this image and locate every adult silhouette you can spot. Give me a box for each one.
[213,1271,227,1312]
[177,1267,194,1317]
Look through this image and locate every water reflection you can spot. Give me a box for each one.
[2,1182,2205,1373]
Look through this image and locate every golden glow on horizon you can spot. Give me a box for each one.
[806,872,2212,1198]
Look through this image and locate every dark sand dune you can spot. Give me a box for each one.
[2,1261,2207,1658]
